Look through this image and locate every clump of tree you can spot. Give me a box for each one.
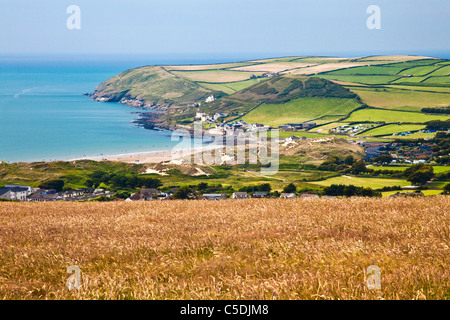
[350,160,370,175]
[238,183,272,193]
[85,171,162,191]
[405,164,434,186]
[373,154,393,164]
[172,186,194,200]
[38,179,65,192]
[426,119,450,131]
[318,156,352,172]
[282,183,297,194]
[323,184,381,197]
[443,183,450,195]
[431,132,450,158]
[422,107,450,114]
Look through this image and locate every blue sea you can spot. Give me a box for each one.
[1,53,449,163]
[0,54,242,163]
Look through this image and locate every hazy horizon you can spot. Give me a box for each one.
[1,0,449,57]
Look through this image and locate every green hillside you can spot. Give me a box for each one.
[90,66,220,107]
[89,55,449,134]
[241,97,361,127]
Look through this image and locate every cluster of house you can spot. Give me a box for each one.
[330,124,371,136]
[389,191,425,198]
[0,185,114,202]
[125,188,322,201]
[357,140,436,164]
[250,73,280,79]
[278,123,316,131]
[392,129,436,137]
[195,112,229,123]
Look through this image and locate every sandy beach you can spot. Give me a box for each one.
[70,144,224,164]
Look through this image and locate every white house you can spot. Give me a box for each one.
[0,186,29,201]
[205,95,215,103]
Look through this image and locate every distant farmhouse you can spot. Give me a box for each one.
[279,123,316,130]
[202,193,227,200]
[232,192,248,199]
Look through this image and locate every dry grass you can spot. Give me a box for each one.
[229,62,313,73]
[0,198,449,300]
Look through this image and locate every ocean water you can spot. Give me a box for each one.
[0,56,193,163]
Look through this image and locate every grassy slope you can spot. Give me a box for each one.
[311,175,410,188]
[349,87,450,109]
[241,97,361,127]
[358,124,426,136]
[344,109,449,123]
[92,66,213,106]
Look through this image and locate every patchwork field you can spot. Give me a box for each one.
[241,97,361,127]
[197,79,265,94]
[319,74,401,85]
[349,87,450,109]
[344,109,448,123]
[171,70,264,83]
[371,166,450,174]
[358,124,426,137]
[1,198,448,300]
[311,176,410,189]
[381,190,444,197]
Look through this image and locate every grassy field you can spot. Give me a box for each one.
[358,124,426,137]
[381,132,437,140]
[348,87,450,109]
[399,65,443,77]
[381,190,444,197]
[318,75,401,85]
[198,79,265,94]
[370,166,450,174]
[241,97,361,127]
[428,66,450,77]
[325,65,409,76]
[0,198,448,300]
[171,70,264,83]
[344,108,449,123]
[311,176,410,189]
[386,85,450,93]
[424,77,450,84]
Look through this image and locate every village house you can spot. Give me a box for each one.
[0,187,28,201]
[232,192,248,199]
[202,193,227,200]
[390,191,425,198]
[300,193,319,199]
[140,188,161,200]
[205,95,215,103]
[253,191,269,198]
[27,192,60,202]
[0,185,31,201]
[280,193,297,199]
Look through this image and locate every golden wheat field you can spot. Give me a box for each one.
[0,197,449,300]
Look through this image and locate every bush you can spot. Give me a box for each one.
[405,164,434,186]
[38,179,64,192]
[282,183,297,194]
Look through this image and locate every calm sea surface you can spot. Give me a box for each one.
[0,56,209,163]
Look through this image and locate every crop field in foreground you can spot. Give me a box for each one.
[0,198,448,300]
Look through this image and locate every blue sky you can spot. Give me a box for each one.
[0,0,449,57]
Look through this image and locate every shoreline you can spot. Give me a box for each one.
[69,143,223,164]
